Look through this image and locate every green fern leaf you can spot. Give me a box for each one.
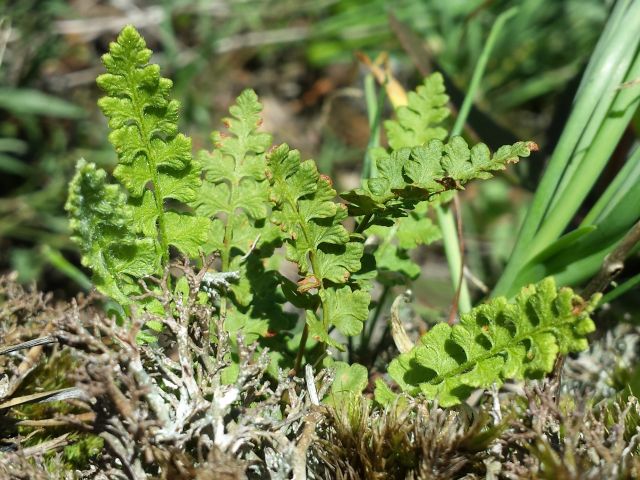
[372,244,421,285]
[267,144,361,285]
[395,203,441,250]
[342,138,535,220]
[364,202,441,285]
[387,278,598,406]
[405,136,534,192]
[320,286,370,337]
[193,90,275,260]
[365,204,439,286]
[385,73,450,150]
[192,90,293,356]
[306,311,344,351]
[224,256,296,345]
[96,25,208,262]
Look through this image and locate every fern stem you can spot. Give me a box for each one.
[358,73,387,359]
[284,191,328,367]
[218,216,235,327]
[293,324,309,374]
[150,167,169,263]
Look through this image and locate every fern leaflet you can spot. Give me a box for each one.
[384,72,450,150]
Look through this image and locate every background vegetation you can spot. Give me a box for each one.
[0,0,614,306]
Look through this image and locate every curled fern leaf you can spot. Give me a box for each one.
[96,25,209,261]
[387,278,598,406]
[65,160,158,305]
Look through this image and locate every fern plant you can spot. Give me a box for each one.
[267,144,370,356]
[67,26,582,402]
[97,26,210,260]
[343,73,535,230]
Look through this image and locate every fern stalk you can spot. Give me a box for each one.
[358,72,387,354]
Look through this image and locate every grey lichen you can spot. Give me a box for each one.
[2,272,640,479]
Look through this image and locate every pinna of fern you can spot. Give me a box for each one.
[384,72,450,150]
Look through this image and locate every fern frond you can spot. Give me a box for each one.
[267,144,370,347]
[268,145,361,283]
[65,160,158,305]
[384,72,450,150]
[342,137,535,220]
[96,25,209,261]
[193,89,276,264]
[193,90,293,353]
[387,278,598,406]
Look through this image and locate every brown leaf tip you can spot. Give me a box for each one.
[319,174,333,187]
